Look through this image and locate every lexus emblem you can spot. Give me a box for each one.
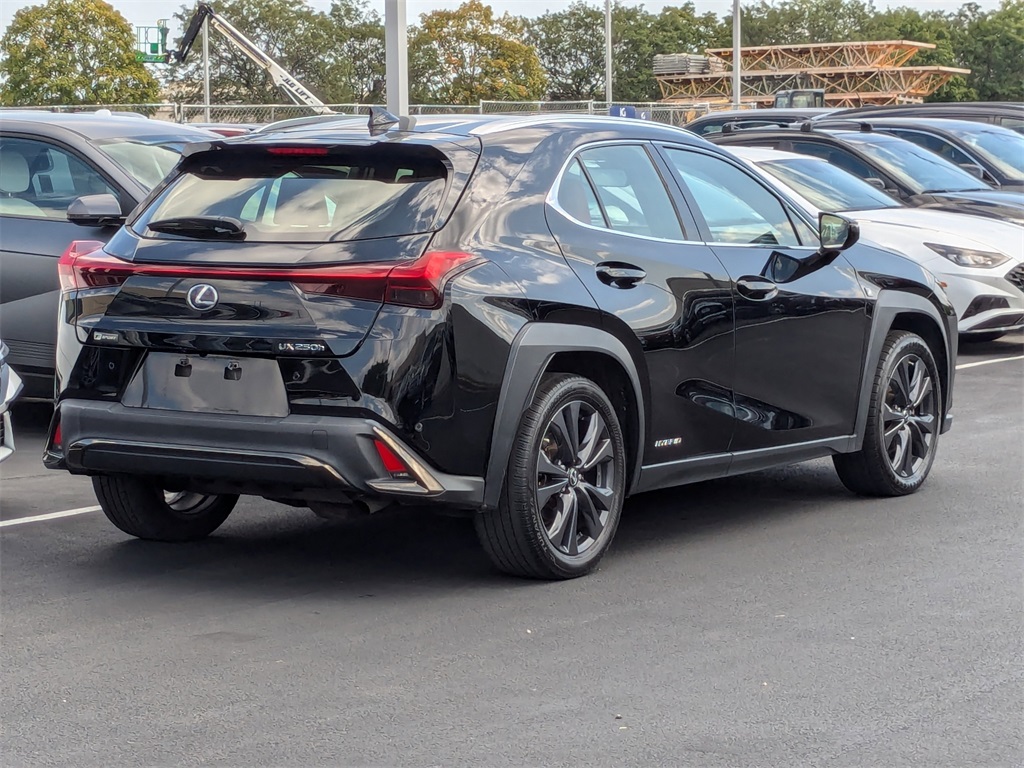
[186,284,219,311]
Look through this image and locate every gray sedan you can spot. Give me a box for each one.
[0,111,216,398]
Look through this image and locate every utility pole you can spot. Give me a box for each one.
[605,0,613,103]
[385,0,409,115]
[202,15,211,122]
[732,0,741,107]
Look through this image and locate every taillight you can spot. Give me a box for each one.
[295,251,481,309]
[56,243,481,309]
[57,240,106,292]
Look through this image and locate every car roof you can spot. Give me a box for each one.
[725,145,825,163]
[0,111,219,141]
[831,116,1017,133]
[242,113,707,147]
[689,107,836,122]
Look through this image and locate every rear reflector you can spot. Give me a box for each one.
[50,422,62,451]
[374,439,410,478]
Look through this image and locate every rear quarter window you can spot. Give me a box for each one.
[133,145,450,243]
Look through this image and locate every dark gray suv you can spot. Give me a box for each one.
[0,111,215,398]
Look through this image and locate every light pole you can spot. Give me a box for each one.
[202,15,211,122]
[605,0,613,104]
[732,0,741,107]
[385,0,408,115]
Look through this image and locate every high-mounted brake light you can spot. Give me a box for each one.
[266,147,329,156]
[57,240,106,291]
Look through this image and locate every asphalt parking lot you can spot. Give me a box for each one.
[1,333,1021,767]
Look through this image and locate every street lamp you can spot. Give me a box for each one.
[732,0,741,107]
[385,0,408,115]
[605,0,613,104]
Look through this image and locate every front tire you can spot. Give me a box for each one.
[93,476,238,541]
[476,374,627,580]
[833,330,942,497]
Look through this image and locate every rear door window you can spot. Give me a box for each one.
[134,145,451,242]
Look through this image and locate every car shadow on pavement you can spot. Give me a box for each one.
[957,331,1023,359]
[79,460,852,595]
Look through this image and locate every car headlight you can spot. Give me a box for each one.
[924,242,1009,268]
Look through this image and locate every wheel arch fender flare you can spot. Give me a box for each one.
[853,290,956,450]
[482,323,646,510]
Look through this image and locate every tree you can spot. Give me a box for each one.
[525,3,605,101]
[409,0,547,104]
[0,0,160,106]
[325,0,385,103]
[954,0,1024,101]
[167,0,336,104]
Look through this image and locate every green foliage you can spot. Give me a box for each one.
[326,0,385,103]
[526,2,605,101]
[0,0,160,106]
[409,0,547,104]
[954,0,1024,102]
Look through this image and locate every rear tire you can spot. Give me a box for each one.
[93,476,237,541]
[833,330,941,497]
[475,374,627,580]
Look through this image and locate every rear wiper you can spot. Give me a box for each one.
[147,216,246,239]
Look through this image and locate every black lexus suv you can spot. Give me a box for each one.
[46,113,957,580]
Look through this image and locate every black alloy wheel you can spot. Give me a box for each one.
[536,399,617,557]
[882,353,938,480]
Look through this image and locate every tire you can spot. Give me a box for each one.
[833,330,942,497]
[475,374,627,580]
[960,331,1006,344]
[93,476,238,542]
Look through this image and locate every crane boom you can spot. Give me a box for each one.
[170,2,333,114]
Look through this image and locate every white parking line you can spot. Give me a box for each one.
[956,355,1024,370]
[0,506,101,528]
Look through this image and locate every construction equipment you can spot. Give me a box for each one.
[168,2,333,114]
[135,21,170,63]
[656,41,970,108]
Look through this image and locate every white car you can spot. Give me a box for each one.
[1,340,24,462]
[726,146,1024,342]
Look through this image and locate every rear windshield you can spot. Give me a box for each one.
[133,145,450,242]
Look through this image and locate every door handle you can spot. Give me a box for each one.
[736,276,779,301]
[596,264,646,289]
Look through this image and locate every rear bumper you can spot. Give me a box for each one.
[48,400,484,508]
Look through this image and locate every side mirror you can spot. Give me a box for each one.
[67,194,125,228]
[819,212,859,251]
[865,177,887,190]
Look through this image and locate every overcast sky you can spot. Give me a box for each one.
[0,0,1004,38]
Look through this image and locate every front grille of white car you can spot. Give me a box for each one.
[1007,265,1024,294]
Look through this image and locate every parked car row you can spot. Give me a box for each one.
[0,104,1020,579]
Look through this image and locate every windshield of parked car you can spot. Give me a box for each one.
[945,126,1024,181]
[94,137,191,190]
[134,145,450,243]
[757,157,902,212]
[846,135,990,194]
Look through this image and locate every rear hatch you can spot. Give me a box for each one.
[60,133,480,413]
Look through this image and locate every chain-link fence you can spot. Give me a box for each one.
[6,100,742,127]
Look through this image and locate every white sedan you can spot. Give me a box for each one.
[726,146,1024,342]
